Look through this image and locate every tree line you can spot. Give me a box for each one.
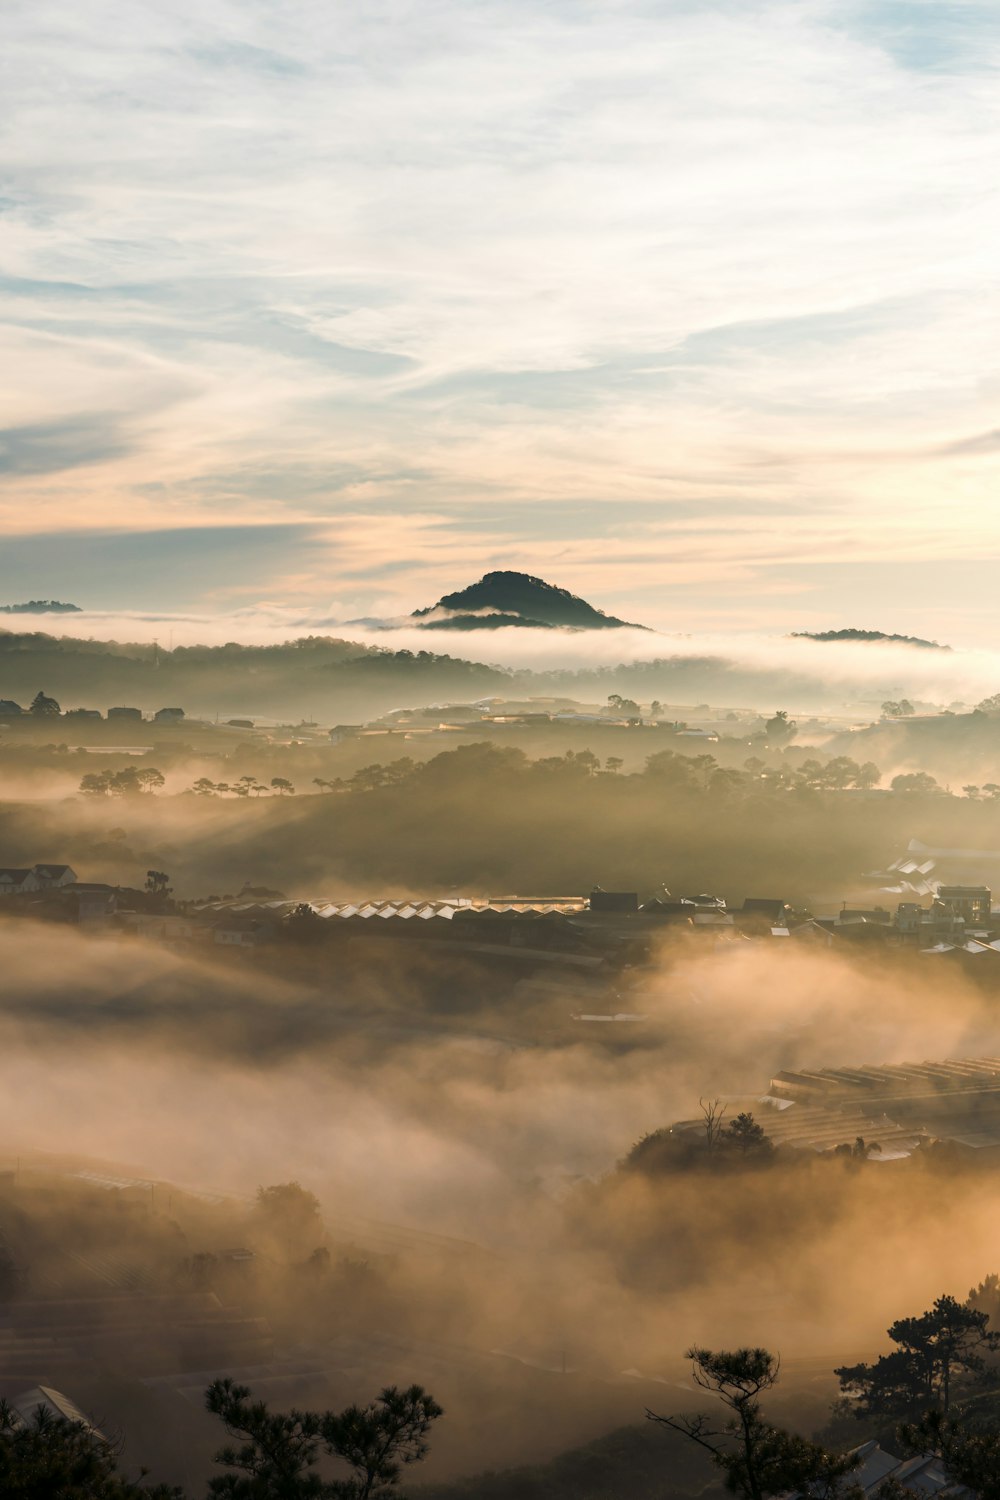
[80,768,166,797]
[169,745,893,804]
[69,736,979,808]
[652,1283,1000,1498]
[127,740,992,807]
[191,776,296,798]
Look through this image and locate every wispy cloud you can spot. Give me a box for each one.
[1,1,999,630]
[0,416,133,475]
[935,428,1000,457]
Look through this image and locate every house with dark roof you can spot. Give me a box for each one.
[783,1437,974,1496]
[0,864,77,898]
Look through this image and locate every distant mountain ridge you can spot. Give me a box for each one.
[792,628,949,651]
[0,600,81,615]
[0,620,953,723]
[411,571,645,631]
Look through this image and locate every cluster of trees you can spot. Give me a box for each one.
[0,1378,442,1499]
[205,1378,441,1500]
[54,725,1000,819]
[31,691,62,716]
[307,745,884,801]
[655,1285,1000,1499]
[888,771,944,795]
[884,770,1000,798]
[649,1346,860,1499]
[763,709,796,745]
[191,776,295,797]
[834,1293,998,1419]
[606,693,643,717]
[625,1104,776,1175]
[876,696,1000,720]
[621,1105,902,1181]
[80,767,166,796]
[299,746,973,802]
[602,692,707,724]
[66,738,978,813]
[253,1181,323,1249]
[746,755,881,792]
[181,744,892,805]
[961,782,1000,801]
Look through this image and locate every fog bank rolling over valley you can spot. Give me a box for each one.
[2,613,999,723]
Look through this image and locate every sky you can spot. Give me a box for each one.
[2,0,999,642]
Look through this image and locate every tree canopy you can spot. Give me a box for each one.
[29,690,61,716]
[206,1378,442,1499]
[80,768,165,797]
[647,1346,859,1500]
[835,1293,999,1418]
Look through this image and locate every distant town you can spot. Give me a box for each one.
[3,862,999,969]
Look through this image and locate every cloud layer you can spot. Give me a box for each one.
[2,1,999,634]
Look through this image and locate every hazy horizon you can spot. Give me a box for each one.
[0,567,995,653]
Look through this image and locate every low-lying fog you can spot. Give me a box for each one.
[4,923,1000,1368]
[25,607,1000,709]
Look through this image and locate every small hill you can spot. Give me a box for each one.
[791,629,948,650]
[412,572,645,631]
